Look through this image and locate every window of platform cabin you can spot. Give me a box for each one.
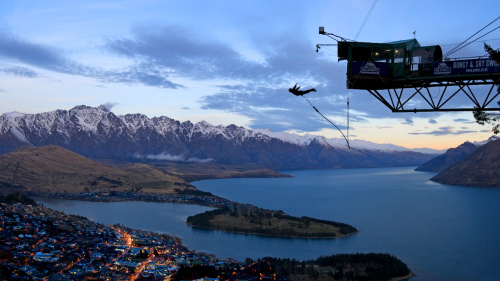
[411,54,421,71]
[394,48,404,63]
[373,48,392,63]
[351,47,371,61]
[411,48,435,71]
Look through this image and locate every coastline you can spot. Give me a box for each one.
[3,199,413,280]
[186,222,360,239]
[26,193,413,280]
[391,271,415,281]
[32,192,358,239]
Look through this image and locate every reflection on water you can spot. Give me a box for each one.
[36,167,500,281]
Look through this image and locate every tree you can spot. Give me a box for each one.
[473,43,500,133]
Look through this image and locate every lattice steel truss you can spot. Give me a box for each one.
[366,78,500,113]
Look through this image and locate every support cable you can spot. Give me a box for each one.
[354,0,378,41]
[444,15,500,57]
[446,25,500,57]
[347,91,350,147]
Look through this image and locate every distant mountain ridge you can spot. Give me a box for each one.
[415,136,499,172]
[0,105,439,169]
[431,139,500,187]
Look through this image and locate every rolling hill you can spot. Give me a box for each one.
[0,145,191,193]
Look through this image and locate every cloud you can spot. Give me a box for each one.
[480,129,491,133]
[103,24,362,132]
[408,126,477,136]
[181,107,190,110]
[428,119,437,124]
[102,102,118,110]
[402,118,414,125]
[0,66,39,78]
[185,157,213,163]
[0,28,182,89]
[146,153,184,161]
[105,25,272,81]
[99,62,184,89]
[200,84,352,132]
[0,23,487,133]
[453,118,475,124]
[0,28,69,71]
[144,152,213,163]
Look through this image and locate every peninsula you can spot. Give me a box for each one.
[187,207,358,238]
[0,145,357,239]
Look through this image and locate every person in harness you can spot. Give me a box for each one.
[288,83,316,96]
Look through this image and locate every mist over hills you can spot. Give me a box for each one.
[0,105,440,169]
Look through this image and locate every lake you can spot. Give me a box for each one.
[36,167,500,281]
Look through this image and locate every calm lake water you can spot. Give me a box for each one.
[36,167,500,281]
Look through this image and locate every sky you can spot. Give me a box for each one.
[0,0,500,150]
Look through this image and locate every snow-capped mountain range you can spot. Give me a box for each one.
[0,105,446,169]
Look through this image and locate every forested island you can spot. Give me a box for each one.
[249,253,413,281]
[187,207,358,238]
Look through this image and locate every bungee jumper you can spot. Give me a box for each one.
[289,83,350,149]
[289,83,317,96]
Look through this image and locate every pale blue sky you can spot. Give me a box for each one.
[1,0,499,149]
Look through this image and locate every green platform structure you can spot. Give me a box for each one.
[319,27,500,113]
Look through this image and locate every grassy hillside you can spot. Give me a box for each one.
[0,145,191,193]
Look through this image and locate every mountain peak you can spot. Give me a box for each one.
[4,111,26,118]
[71,105,95,111]
[416,140,480,172]
[97,105,110,112]
[488,135,500,141]
[473,135,500,146]
[431,138,500,187]
[0,105,438,169]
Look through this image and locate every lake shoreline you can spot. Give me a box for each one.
[186,222,360,239]
[29,190,359,240]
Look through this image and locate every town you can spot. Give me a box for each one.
[25,191,254,210]
[0,199,287,281]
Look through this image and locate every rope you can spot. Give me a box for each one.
[354,0,378,41]
[302,96,350,149]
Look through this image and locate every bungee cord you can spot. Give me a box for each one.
[289,83,350,149]
[300,95,351,149]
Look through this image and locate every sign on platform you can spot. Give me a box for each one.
[433,59,500,76]
[352,61,388,76]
